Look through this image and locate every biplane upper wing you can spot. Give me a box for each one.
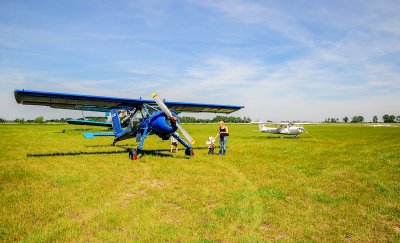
[14,89,244,113]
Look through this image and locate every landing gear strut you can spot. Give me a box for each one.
[129,149,138,160]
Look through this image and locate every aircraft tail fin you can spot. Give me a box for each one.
[111,109,123,135]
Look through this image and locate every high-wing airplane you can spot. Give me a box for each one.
[252,121,319,138]
[14,89,244,160]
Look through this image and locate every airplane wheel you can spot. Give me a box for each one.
[185,148,194,156]
[129,149,138,160]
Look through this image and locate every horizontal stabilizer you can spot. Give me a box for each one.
[83,133,115,138]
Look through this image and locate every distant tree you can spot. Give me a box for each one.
[396,116,400,123]
[372,116,378,123]
[383,114,395,123]
[343,117,349,123]
[0,118,6,123]
[15,118,25,123]
[351,116,364,123]
[180,117,197,123]
[324,118,340,123]
[243,117,252,123]
[34,116,44,123]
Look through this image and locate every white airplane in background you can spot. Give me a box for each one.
[366,124,392,127]
[252,121,320,138]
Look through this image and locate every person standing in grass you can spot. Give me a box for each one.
[206,136,215,155]
[215,121,229,156]
[170,133,179,153]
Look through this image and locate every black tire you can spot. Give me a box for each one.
[185,148,194,156]
[129,149,138,160]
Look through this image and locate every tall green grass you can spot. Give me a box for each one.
[0,123,399,241]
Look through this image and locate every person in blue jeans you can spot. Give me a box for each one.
[214,121,229,156]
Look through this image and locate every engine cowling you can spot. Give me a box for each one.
[148,111,178,139]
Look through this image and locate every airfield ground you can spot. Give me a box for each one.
[0,123,399,241]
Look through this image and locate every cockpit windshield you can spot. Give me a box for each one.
[141,103,161,118]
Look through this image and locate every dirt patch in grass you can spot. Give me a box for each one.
[138,179,165,189]
[163,202,181,210]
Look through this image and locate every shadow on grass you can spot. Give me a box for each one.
[27,146,209,158]
[86,144,210,151]
[27,149,174,158]
[27,150,129,157]
[85,144,132,149]
[55,128,110,133]
[241,135,314,140]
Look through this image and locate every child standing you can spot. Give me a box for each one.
[206,136,215,155]
[170,133,179,153]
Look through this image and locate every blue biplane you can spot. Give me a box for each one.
[14,89,244,160]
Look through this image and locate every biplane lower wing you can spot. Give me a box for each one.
[14,89,243,113]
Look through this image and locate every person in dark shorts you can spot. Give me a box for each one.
[170,133,179,153]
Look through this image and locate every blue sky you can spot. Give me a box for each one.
[1,0,399,121]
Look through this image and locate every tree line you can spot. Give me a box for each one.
[179,116,251,123]
[0,115,252,124]
[0,117,72,123]
[324,114,400,123]
[3,114,399,124]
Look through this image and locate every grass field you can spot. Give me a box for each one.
[1,123,400,241]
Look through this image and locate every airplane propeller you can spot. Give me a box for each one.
[300,126,308,133]
[152,93,195,144]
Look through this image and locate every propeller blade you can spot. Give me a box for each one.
[152,93,195,144]
[152,93,174,119]
[177,122,195,145]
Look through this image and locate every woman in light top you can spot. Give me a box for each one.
[215,121,229,156]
